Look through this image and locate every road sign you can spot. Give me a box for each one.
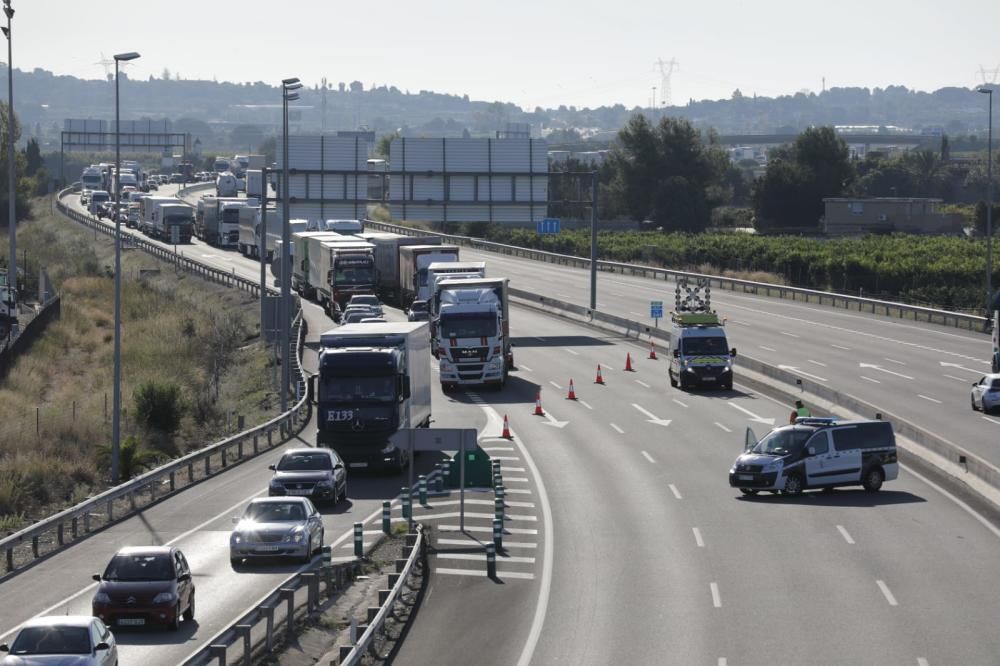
[390,428,479,530]
[536,218,560,234]
[650,300,664,319]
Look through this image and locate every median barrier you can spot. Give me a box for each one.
[508,287,1000,505]
[0,195,311,578]
[364,218,989,333]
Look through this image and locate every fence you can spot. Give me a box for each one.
[0,195,309,577]
[182,527,425,666]
[0,296,61,380]
[363,219,990,333]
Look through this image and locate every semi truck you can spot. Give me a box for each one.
[292,231,346,296]
[359,232,442,306]
[399,244,460,306]
[245,169,263,199]
[313,239,376,317]
[150,203,194,243]
[216,172,238,197]
[315,322,431,470]
[433,277,512,389]
[80,166,104,193]
[138,195,179,235]
[266,219,308,264]
[426,261,487,319]
[196,196,255,247]
[238,204,278,259]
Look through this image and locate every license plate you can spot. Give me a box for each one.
[349,462,369,468]
[117,618,145,626]
[701,376,716,382]
[256,545,281,552]
[738,474,753,481]
[288,489,312,496]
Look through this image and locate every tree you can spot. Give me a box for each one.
[0,101,31,228]
[349,80,363,93]
[22,138,42,177]
[606,115,726,232]
[375,131,399,158]
[97,436,159,482]
[161,67,171,81]
[904,150,944,197]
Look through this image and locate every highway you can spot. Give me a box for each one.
[9,186,998,664]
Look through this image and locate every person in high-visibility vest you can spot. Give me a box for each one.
[789,400,811,424]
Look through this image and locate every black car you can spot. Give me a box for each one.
[268,448,347,504]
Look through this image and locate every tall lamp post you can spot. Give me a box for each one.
[280,78,301,412]
[979,87,994,311]
[2,0,15,331]
[111,51,140,484]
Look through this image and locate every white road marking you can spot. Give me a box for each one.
[715,422,732,433]
[985,416,1000,426]
[917,658,930,666]
[440,524,538,535]
[759,345,777,352]
[503,477,530,483]
[719,660,728,666]
[904,466,1000,540]
[859,363,914,380]
[710,582,722,607]
[641,450,656,464]
[943,374,967,382]
[603,364,615,371]
[876,579,898,606]
[420,499,535,509]
[418,511,537,522]
[917,394,942,404]
[436,567,535,580]
[831,344,851,350]
[519,364,533,372]
[482,446,515,452]
[808,359,827,367]
[437,538,536,549]
[780,331,800,338]
[636,380,651,388]
[777,365,828,382]
[549,381,563,390]
[860,375,881,384]
[632,403,672,426]
[578,400,593,410]
[693,527,704,548]
[436,553,536,564]
[610,423,625,434]
[672,398,688,408]
[565,348,579,356]
[629,311,643,317]
[884,357,906,365]
[669,484,682,500]
[836,525,855,544]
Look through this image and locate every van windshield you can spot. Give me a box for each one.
[751,428,811,456]
[681,336,729,356]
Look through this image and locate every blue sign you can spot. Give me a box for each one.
[650,300,664,319]
[536,218,561,234]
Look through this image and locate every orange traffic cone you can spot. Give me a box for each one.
[533,391,545,416]
[595,364,605,385]
[502,414,512,439]
[649,339,658,360]
[567,379,577,400]
[625,352,635,371]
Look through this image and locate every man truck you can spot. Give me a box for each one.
[433,277,512,390]
[315,322,431,471]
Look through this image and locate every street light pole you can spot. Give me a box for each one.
[979,87,994,310]
[111,51,140,484]
[279,78,301,412]
[3,1,15,333]
[590,171,598,310]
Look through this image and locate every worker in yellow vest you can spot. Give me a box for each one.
[789,400,811,424]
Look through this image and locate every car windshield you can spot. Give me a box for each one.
[321,376,395,402]
[681,335,729,356]
[10,626,91,655]
[350,296,378,307]
[990,378,1000,389]
[343,312,368,323]
[277,452,333,471]
[410,302,427,313]
[751,428,812,456]
[440,313,496,339]
[244,502,306,522]
[103,553,174,581]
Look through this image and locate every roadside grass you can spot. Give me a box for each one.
[0,197,279,527]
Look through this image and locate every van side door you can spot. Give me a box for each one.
[803,431,837,487]
[827,426,865,485]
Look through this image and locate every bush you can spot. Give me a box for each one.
[134,380,184,433]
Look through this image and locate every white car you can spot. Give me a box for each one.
[0,615,117,665]
[971,373,1000,413]
[230,497,325,566]
[347,295,383,317]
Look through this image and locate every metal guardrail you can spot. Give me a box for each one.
[0,196,310,577]
[364,219,989,333]
[511,287,1000,497]
[181,527,424,666]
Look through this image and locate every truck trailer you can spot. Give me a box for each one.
[398,244,460,306]
[359,232,443,306]
[316,322,432,470]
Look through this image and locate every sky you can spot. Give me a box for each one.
[13,0,1000,109]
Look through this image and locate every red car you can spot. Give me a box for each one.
[91,546,195,631]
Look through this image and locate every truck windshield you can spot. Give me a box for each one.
[221,210,241,223]
[681,336,729,356]
[164,215,192,224]
[333,266,375,285]
[440,314,497,339]
[321,376,395,403]
[750,428,811,456]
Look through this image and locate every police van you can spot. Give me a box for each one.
[729,418,897,496]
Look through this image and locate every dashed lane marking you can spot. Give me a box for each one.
[918,394,942,404]
[876,579,898,606]
[693,527,704,548]
[985,416,1000,426]
[519,364,534,372]
[808,359,827,367]
[884,357,907,365]
[578,400,593,410]
[565,348,579,355]
[669,484,682,500]
[549,381,563,390]
[636,380,651,388]
[641,451,656,464]
[715,422,731,433]
[759,345,777,352]
[672,398,688,408]
[831,344,851,350]
[836,525,855,544]
[710,582,722,608]
[861,376,881,384]
[482,446,515,452]
[943,374,967,382]
[780,331,800,338]
[610,423,625,434]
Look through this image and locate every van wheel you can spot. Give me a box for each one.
[739,488,758,496]
[669,371,677,388]
[863,467,884,492]
[781,474,803,496]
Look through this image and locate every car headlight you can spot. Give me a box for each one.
[316,480,332,489]
[152,592,176,604]
[269,479,282,489]
[231,533,242,544]
[93,592,111,604]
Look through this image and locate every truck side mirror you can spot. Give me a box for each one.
[672,349,680,358]
[308,375,317,405]
[730,347,737,357]
[403,377,411,399]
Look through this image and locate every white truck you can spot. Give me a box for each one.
[315,322,432,470]
[80,166,104,194]
[434,277,512,390]
[398,244,460,306]
[196,196,252,248]
[426,261,487,319]
[313,239,376,317]
[139,195,179,235]
[321,219,364,235]
[245,169,263,199]
[292,231,347,296]
[267,219,308,266]
[216,172,238,197]
[360,232,442,306]
[150,203,194,243]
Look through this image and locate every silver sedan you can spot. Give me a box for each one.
[971,373,1000,413]
[1,615,117,665]
[229,497,325,566]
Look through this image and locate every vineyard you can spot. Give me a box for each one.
[476,227,995,313]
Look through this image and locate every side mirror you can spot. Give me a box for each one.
[308,374,317,405]
[730,348,737,357]
[334,463,344,470]
[95,642,110,652]
[672,349,680,358]
[177,573,191,582]
[232,517,239,524]
[92,573,101,582]
[403,376,412,400]
[0,644,9,652]
[268,464,275,471]
[807,446,816,456]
